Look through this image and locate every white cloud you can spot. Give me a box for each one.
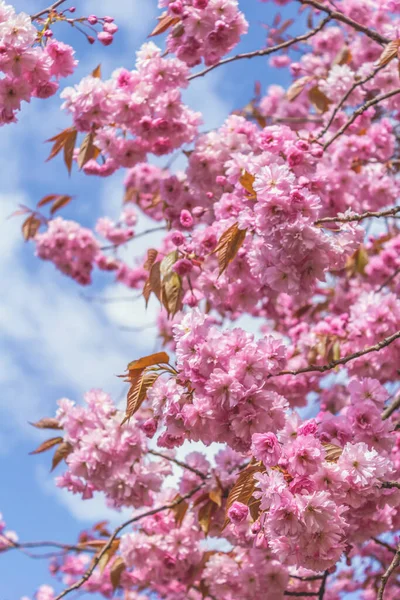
[82,0,158,39]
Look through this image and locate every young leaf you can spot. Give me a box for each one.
[22,215,41,241]
[214,222,247,277]
[97,540,120,574]
[77,132,100,170]
[51,441,73,471]
[223,461,264,529]
[91,64,102,78]
[143,248,159,271]
[46,127,76,163]
[63,128,77,175]
[376,39,400,68]
[198,500,217,536]
[308,86,331,114]
[122,371,159,424]
[30,417,62,430]
[143,260,162,306]
[30,436,63,455]
[239,171,256,199]
[37,194,59,208]
[172,497,189,527]
[323,442,343,462]
[126,352,169,372]
[149,13,180,37]
[110,557,126,590]
[286,75,312,101]
[209,488,222,508]
[50,195,73,215]
[161,271,183,317]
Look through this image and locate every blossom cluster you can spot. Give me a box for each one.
[159,0,248,67]
[0,1,77,124]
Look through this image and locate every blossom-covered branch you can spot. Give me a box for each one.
[315,206,400,225]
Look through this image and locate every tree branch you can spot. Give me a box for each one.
[324,88,400,149]
[53,482,206,600]
[377,542,400,600]
[372,538,397,554]
[316,64,385,140]
[298,0,389,45]
[274,329,400,377]
[100,226,167,251]
[285,593,319,597]
[148,449,208,479]
[188,16,332,80]
[381,481,400,489]
[378,267,400,292]
[382,395,400,420]
[318,571,328,600]
[31,0,66,20]
[315,206,400,225]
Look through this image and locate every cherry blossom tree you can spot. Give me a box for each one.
[4,0,400,598]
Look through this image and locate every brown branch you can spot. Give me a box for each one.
[31,0,66,20]
[53,482,206,600]
[382,394,400,420]
[377,542,400,599]
[315,206,400,225]
[381,481,400,489]
[298,0,389,45]
[372,538,397,554]
[100,226,167,251]
[285,593,319,597]
[274,329,400,377]
[316,64,385,140]
[148,449,208,479]
[378,267,400,292]
[318,571,328,600]
[324,88,400,149]
[290,575,325,582]
[188,16,332,80]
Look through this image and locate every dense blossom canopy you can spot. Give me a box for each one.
[4,0,400,598]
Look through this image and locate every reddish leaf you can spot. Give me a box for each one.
[46,127,76,163]
[126,352,169,372]
[143,249,159,272]
[198,500,218,536]
[239,171,256,198]
[122,371,159,424]
[161,271,182,317]
[214,222,247,277]
[286,76,312,101]
[92,64,102,78]
[51,441,73,471]
[308,86,331,114]
[110,557,126,590]
[172,497,189,527]
[223,461,264,529]
[149,12,181,37]
[209,488,222,508]
[323,442,343,462]
[143,260,161,306]
[333,45,352,66]
[376,39,400,68]
[30,436,63,455]
[22,215,41,241]
[63,128,77,175]
[77,132,100,170]
[37,194,59,208]
[50,195,73,215]
[30,418,62,430]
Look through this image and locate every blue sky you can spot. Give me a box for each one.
[0,1,299,597]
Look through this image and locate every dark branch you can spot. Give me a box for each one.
[31,0,66,20]
[315,206,400,225]
[377,542,400,600]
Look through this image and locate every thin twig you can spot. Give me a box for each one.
[285,593,319,597]
[31,0,66,20]
[324,88,400,149]
[53,482,206,600]
[372,538,397,554]
[274,329,400,377]
[316,64,386,140]
[378,267,400,292]
[298,0,389,45]
[382,395,400,420]
[148,449,208,479]
[377,542,400,599]
[188,16,332,80]
[100,226,167,251]
[318,571,328,600]
[381,481,400,489]
[290,575,325,582]
[315,206,400,225]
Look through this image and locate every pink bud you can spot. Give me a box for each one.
[141,418,157,438]
[103,22,118,34]
[43,29,53,37]
[87,35,95,44]
[87,15,98,25]
[69,6,76,12]
[180,209,193,228]
[103,16,115,23]
[97,31,113,46]
[192,206,206,218]
[171,231,185,246]
[173,258,193,276]
[228,501,249,525]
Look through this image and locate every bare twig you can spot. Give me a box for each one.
[148,449,208,479]
[53,482,205,600]
[382,395,400,420]
[31,0,66,20]
[100,226,167,251]
[324,88,400,149]
[315,206,400,225]
[298,0,389,45]
[378,267,400,292]
[285,593,319,597]
[381,481,400,489]
[377,542,400,599]
[372,538,397,554]
[316,64,386,140]
[189,16,332,80]
[274,329,400,377]
[318,571,328,600]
